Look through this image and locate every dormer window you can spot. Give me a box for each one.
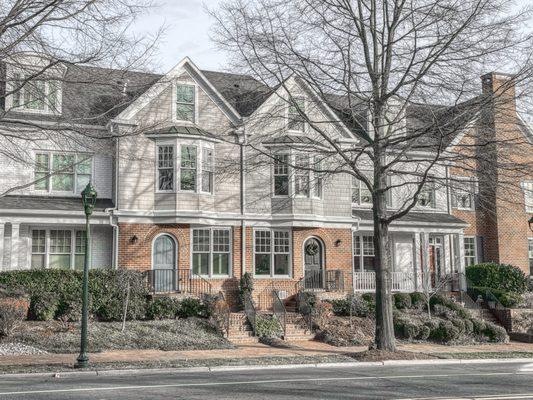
[288,97,305,132]
[418,179,436,208]
[10,72,61,114]
[176,84,195,123]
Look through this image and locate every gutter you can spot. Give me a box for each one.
[238,126,247,278]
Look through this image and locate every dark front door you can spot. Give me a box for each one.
[152,235,177,292]
[304,238,323,289]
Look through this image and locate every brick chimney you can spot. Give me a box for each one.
[481,72,516,118]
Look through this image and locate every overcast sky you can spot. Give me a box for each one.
[136,0,533,74]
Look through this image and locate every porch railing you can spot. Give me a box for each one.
[145,268,212,297]
[354,271,416,292]
[296,270,345,292]
[272,290,287,338]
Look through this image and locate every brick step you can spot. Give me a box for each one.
[283,334,316,341]
[228,336,260,344]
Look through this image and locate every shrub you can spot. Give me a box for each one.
[410,292,426,310]
[471,318,486,335]
[430,320,460,342]
[417,324,431,340]
[470,286,522,308]
[450,318,466,335]
[0,296,29,336]
[393,314,420,340]
[146,297,180,320]
[177,297,207,318]
[330,295,372,317]
[466,263,528,294]
[463,319,474,335]
[56,295,83,322]
[30,292,59,321]
[255,315,282,338]
[238,272,253,310]
[394,293,412,309]
[0,269,148,321]
[483,322,509,343]
[298,292,318,315]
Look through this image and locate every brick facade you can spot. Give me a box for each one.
[118,223,354,308]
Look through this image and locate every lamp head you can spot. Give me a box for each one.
[81,182,97,217]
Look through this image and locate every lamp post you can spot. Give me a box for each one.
[76,182,97,369]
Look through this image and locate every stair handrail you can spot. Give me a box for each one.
[272,289,287,338]
[190,271,213,296]
[243,290,257,335]
[216,291,230,337]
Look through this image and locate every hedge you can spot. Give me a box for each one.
[0,269,149,321]
[469,286,522,308]
[466,263,528,294]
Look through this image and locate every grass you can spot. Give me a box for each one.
[436,351,533,359]
[4,318,233,353]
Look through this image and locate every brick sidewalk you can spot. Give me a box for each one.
[0,341,531,367]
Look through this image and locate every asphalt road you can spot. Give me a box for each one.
[0,361,532,400]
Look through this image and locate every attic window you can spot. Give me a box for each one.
[10,73,61,114]
[176,84,195,123]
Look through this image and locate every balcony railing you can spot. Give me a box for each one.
[144,268,212,297]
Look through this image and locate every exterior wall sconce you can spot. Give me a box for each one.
[334,239,342,247]
[529,216,533,232]
[130,235,139,244]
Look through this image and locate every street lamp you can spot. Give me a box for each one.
[76,182,97,369]
[529,216,533,232]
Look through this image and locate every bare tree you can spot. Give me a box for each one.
[0,0,165,196]
[210,0,533,351]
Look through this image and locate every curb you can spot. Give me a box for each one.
[1,357,532,379]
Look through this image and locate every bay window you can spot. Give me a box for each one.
[254,229,291,277]
[180,145,197,191]
[31,229,86,269]
[313,156,322,198]
[157,145,174,191]
[353,234,375,272]
[192,228,231,277]
[294,154,309,196]
[34,152,92,194]
[273,154,289,196]
[201,148,214,194]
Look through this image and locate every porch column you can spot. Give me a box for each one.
[413,233,421,292]
[0,223,4,270]
[455,232,466,290]
[420,232,429,291]
[10,223,20,270]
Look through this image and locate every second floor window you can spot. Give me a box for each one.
[418,180,436,208]
[352,176,372,205]
[176,84,195,122]
[157,145,174,191]
[201,148,214,194]
[451,177,476,210]
[180,146,197,191]
[288,97,305,131]
[34,152,92,194]
[464,237,477,266]
[273,154,289,196]
[294,154,309,196]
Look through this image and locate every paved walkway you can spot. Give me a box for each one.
[0,341,532,367]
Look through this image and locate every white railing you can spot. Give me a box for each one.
[353,271,416,292]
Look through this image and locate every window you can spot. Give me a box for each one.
[31,229,87,269]
[273,154,289,196]
[353,234,375,272]
[254,229,290,277]
[201,147,214,194]
[352,175,372,205]
[294,154,309,196]
[10,73,61,114]
[34,152,92,194]
[452,177,476,210]
[31,230,46,268]
[418,180,436,208]
[528,239,533,276]
[288,97,305,131]
[192,228,231,276]
[157,145,174,191]
[313,156,322,198]
[180,145,197,191]
[464,237,477,266]
[522,181,533,213]
[176,84,195,122]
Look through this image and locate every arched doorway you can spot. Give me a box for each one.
[303,237,324,289]
[152,234,177,292]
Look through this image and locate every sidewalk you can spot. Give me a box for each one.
[1,341,532,367]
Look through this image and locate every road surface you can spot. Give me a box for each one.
[0,361,532,399]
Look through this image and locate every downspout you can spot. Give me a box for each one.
[445,166,454,274]
[105,123,120,270]
[238,126,247,278]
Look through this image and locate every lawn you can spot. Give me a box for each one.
[4,318,233,353]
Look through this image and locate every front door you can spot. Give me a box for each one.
[152,235,177,292]
[304,238,323,289]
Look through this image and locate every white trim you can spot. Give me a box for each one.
[172,83,198,124]
[463,235,478,267]
[252,227,292,278]
[29,227,87,270]
[151,232,179,271]
[302,235,325,283]
[190,226,232,278]
[155,143,176,193]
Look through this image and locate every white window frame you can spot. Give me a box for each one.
[352,233,375,273]
[272,153,290,197]
[201,147,214,194]
[173,83,197,124]
[528,238,533,276]
[179,144,198,192]
[33,151,93,195]
[190,227,232,278]
[451,176,477,211]
[351,173,373,207]
[417,178,436,209]
[522,181,533,213]
[31,228,87,270]
[287,97,306,133]
[311,155,323,199]
[294,153,310,197]
[253,228,292,278]
[156,144,175,193]
[463,236,478,267]
[6,69,62,115]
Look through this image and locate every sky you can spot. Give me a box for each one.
[134,0,227,74]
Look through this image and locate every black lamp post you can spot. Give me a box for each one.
[529,216,533,232]
[76,182,97,369]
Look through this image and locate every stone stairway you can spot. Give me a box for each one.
[456,292,502,326]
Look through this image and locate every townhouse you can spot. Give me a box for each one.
[0,54,531,308]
